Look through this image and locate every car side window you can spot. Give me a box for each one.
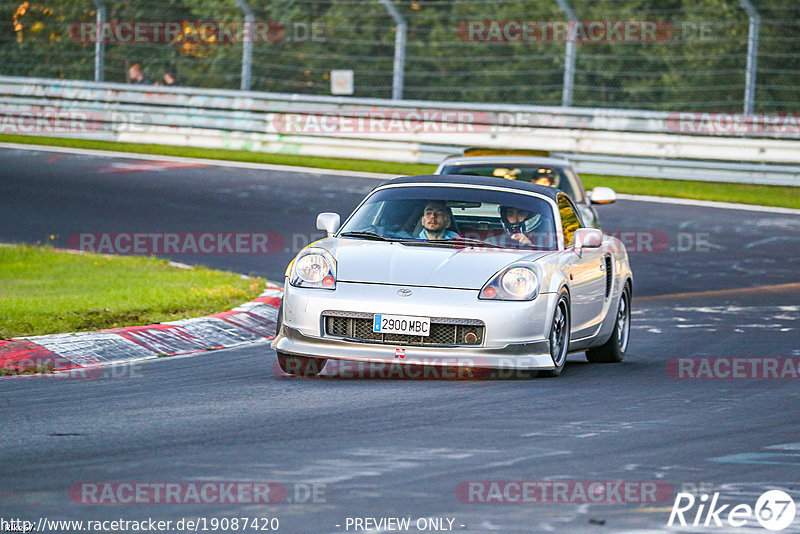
[563,168,586,204]
[558,194,582,248]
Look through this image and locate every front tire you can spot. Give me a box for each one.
[586,284,631,363]
[541,292,570,377]
[274,301,327,377]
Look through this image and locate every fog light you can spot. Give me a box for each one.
[464,331,478,344]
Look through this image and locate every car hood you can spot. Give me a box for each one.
[323,238,553,289]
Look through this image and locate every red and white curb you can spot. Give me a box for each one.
[0,285,283,376]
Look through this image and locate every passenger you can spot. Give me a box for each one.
[499,206,545,247]
[418,200,459,240]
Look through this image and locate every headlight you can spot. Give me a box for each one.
[296,255,328,283]
[290,248,336,289]
[480,265,539,301]
[501,268,537,297]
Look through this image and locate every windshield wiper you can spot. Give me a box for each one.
[438,237,498,248]
[411,236,548,251]
[339,231,391,241]
[396,237,498,249]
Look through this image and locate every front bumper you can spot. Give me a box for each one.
[273,325,553,370]
[271,281,557,370]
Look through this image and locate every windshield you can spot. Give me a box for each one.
[339,185,557,251]
[439,163,581,202]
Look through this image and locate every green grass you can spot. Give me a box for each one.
[1,134,798,209]
[0,245,265,339]
[582,174,800,210]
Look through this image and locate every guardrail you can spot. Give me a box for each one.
[2,76,799,186]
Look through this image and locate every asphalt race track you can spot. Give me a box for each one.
[1,147,799,533]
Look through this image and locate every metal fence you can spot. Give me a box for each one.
[2,0,799,112]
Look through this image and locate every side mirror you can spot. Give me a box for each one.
[574,228,603,251]
[589,187,616,205]
[316,212,340,237]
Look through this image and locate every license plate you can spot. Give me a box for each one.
[373,314,430,337]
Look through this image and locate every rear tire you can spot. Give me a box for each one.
[541,291,570,377]
[274,300,327,377]
[586,284,631,363]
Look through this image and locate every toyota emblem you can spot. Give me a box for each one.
[397,288,412,297]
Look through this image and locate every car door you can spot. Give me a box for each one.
[557,194,606,338]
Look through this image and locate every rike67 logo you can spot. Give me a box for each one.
[669,490,796,531]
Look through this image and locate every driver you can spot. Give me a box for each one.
[499,206,544,247]
[418,200,459,240]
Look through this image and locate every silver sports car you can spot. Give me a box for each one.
[272,174,632,378]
